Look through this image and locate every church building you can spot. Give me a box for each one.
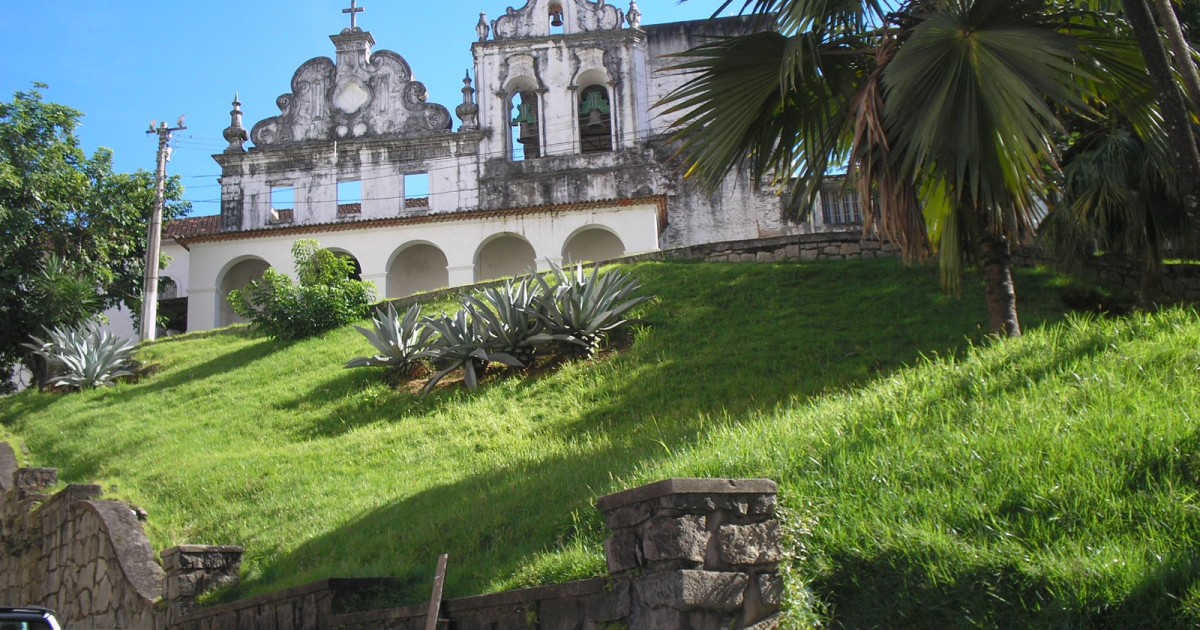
[172,0,861,332]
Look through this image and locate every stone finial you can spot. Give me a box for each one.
[457,70,480,131]
[627,0,642,30]
[476,12,490,41]
[222,94,249,153]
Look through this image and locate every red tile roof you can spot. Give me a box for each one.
[164,215,223,240]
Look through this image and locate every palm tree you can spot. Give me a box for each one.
[663,0,1158,337]
[1123,0,1200,224]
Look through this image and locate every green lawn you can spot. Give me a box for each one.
[3,258,1198,627]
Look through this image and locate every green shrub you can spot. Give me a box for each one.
[21,321,136,391]
[229,240,375,340]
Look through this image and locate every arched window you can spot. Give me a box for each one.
[579,85,612,154]
[510,91,541,160]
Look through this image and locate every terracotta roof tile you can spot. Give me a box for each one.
[164,215,223,240]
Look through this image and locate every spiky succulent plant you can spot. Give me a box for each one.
[422,308,522,395]
[345,302,436,376]
[531,261,653,360]
[22,322,137,391]
[465,278,545,368]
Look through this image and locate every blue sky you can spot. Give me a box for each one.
[0,1,723,216]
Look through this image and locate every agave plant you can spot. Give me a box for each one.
[345,302,436,376]
[465,278,545,368]
[22,322,137,391]
[422,308,522,395]
[531,261,653,360]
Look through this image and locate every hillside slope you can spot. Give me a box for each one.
[3,259,1198,627]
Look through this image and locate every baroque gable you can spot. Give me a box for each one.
[250,31,452,147]
[491,0,624,40]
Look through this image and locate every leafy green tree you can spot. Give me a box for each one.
[663,0,1159,336]
[0,85,188,390]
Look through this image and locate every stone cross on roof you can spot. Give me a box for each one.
[343,0,364,30]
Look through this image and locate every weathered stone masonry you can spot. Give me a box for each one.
[169,478,784,630]
[3,439,783,629]
[0,443,242,629]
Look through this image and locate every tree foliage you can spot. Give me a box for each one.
[228,239,376,340]
[663,0,1168,336]
[0,85,189,390]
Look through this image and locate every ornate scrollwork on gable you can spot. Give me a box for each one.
[572,0,623,33]
[491,0,624,40]
[251,57,335,146]
[249,39,450,148]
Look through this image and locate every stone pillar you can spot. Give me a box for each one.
[15,467,58,500]
[597,478,782,630]
[162,545,244,623]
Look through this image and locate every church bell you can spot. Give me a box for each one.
[585,108,604,131]
[550,4,564,27]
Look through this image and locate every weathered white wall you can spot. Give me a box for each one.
[186,200,660,331]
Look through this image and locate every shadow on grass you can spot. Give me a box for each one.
[813,547,1200,629]
[136,335,290,395]
[237,426,690,604]
[232,260,1080,604]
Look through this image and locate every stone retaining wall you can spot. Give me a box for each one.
[1013,248,1200,300]
[0,442,242,629]
[2,440,781,630]
[168,478,784,630]
[636,231,901,265]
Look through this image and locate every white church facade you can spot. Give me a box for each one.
[167,0,861,333]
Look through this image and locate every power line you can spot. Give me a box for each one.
[177,122,688,206]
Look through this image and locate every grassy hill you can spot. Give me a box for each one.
[3,258,1199,627]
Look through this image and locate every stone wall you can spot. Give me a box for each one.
[645,231,901,264]
[167,478,784,630]
[3,441,782,629]
[1013,248,1200,301]
[0,442,243,629]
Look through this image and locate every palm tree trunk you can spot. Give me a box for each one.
[979,230,1021,338]
[1152,0,1200,109]
[1124,0,1200,227]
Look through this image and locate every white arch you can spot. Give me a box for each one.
[562,225,626,264]
[387,241,449,298]
[475,233,537,282]
[324,247,363,281]
[217,256,272,327]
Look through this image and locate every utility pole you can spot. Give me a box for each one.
[141,117,186,341]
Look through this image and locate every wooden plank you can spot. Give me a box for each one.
[425,553,449,630]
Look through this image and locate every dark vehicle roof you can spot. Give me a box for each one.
[0,606,59,629]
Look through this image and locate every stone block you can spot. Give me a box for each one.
[15,468,57,493]
[605,532,641,574]
[784,244,800,259]
[800,248,818,262]
[641,515,708,564]
[749,494,777,516]
[755,252,773,263]
[743,612,785,630]
[718,522,781,566]
[603,501,652,530]
[633,607,733,630]
[635,569,748,612]
[757,572,783,608]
